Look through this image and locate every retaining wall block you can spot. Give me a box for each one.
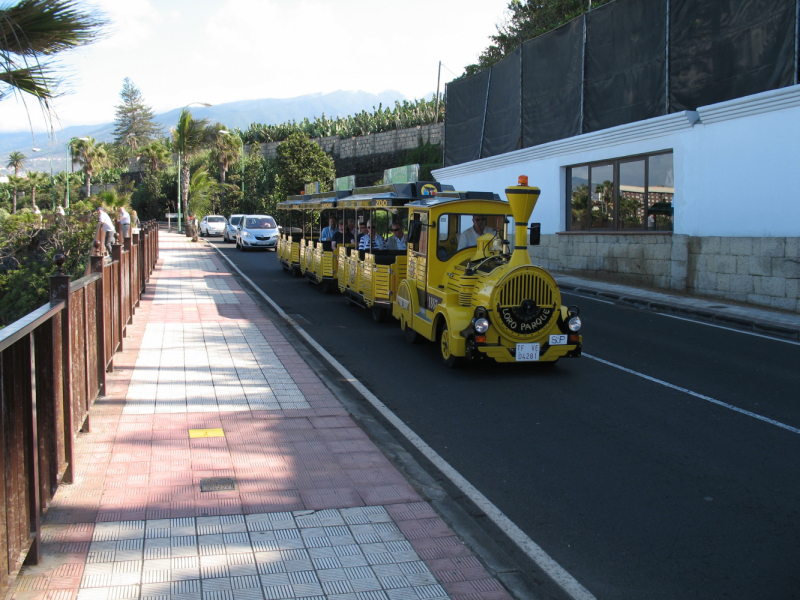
[671,234,688,262]
[748,256,773,276]
[730,274,755,294]
[700,236,721,255]
[754,237,785,258]
[785,237,799,258]
[716,273,731,292]
[651,243,672,261]
[715,254,737,274]
[754,276,786,297]
[628,244,645,259]
[773,257,800,279]
[786,278,799,300]
[694,270,717,290]
[769,296,798,311]
[729,237,753,256]
[746,293,773,307]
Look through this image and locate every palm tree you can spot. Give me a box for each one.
[26,170,47,208]
[53,170,81,206]
[6,150,26,212]
[7,174,26,213]
[188,167,218,217]
[0,0,106,122]
[72,137,107,197]
[137,140,170,173]
[209,123,240,184]
[172,108,212,219]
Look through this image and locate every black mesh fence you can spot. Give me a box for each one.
[669,0,797,111]
[481,47,522,159]
[443,70,490,167]
[584,0,667,132]
[444,0,799,166]
[522,17,584,147]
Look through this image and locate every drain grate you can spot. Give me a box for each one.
[200,477,236,492]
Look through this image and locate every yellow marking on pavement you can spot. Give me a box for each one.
[189,428,224,438]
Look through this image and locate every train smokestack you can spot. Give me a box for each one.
[505,175,541,267]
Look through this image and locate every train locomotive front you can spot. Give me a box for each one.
[395,176,582,366]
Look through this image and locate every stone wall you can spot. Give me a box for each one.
[528,234,800,313]
[252,123,444,160]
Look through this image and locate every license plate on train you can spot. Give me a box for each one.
[516,343,540,361]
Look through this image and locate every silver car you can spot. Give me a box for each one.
[236,214,280,251]
[199,215,227,237]
[224,214,244,243]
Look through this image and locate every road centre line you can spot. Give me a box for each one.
[584,353,800,435]
[561,291,800,346]
[214,248,597,600]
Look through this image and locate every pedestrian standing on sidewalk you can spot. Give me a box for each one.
[96,207,115,255]
[119,206,131,238]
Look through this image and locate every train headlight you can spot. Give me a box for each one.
[474,318,489,333]
[568,316,582,332]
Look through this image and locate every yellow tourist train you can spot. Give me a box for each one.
[276,175,582,367]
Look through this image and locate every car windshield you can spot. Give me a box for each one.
[230,216,242,226]
[208,216,225,223]
[245,217,276,229]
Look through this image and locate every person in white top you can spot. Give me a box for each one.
[320,216,338,241]
[119,207,131,238]
[457,215,496,251]
[96,207,116,255]
[385,223,407,250]
[358,220,385,251]
[33,205,42,224]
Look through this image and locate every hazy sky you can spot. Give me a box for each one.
[0,0,510,133]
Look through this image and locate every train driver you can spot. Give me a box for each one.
[358,220,385,250]
[457,215,496,250]
[385,222,407,250]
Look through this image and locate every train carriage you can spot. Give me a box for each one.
[335,181,446,321]
[276,196,313,276]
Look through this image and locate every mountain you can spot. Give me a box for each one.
[0,90,410,174]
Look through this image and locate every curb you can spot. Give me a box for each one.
[557,282,800,341]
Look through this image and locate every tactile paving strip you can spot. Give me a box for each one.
[75,507,448,600]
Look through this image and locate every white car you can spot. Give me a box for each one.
[224,214,244,243]
[199,215,227,237]
[236,214,280,251]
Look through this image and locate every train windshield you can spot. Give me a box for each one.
[436,214,511,260]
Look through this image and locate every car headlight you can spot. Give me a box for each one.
[568,316,582,332]
[474,318,489,333]
[242,231,253,238]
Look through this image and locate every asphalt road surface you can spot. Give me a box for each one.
[212,239,800,600]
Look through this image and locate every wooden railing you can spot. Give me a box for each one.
[0,220,160,596]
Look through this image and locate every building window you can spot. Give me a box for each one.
[567,151,674,231]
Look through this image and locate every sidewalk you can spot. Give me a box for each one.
[554,274,800,340]
[12,232,510,600]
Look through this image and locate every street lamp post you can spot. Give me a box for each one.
[65,137,89,210]
[31,147,55,211]
[218,130,244,197]
[175,102,212,233]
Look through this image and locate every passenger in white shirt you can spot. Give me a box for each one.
[119,207,131,238]
[457,215,496,251]
[358,220,385,251]
[96,207,116,255]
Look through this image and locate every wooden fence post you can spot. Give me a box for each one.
[111,243,124,352]
[90,246,106,397]
[48,255,73,485]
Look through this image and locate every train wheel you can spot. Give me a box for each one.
[321,280,333,294]
[402,317,421,344]
[372,306,388,323]
[292,266,301,277]
[439,322,463,368]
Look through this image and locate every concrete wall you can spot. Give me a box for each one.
[433,85,800,313]
[252,123,444,160]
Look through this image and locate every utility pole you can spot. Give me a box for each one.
[434,61,442,123]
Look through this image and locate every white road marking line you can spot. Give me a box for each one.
[584,353,800,435]
[561,291,616,305]
[561,291,800,346]
[213,248,597,600]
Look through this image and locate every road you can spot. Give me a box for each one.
[212,239,800,600]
